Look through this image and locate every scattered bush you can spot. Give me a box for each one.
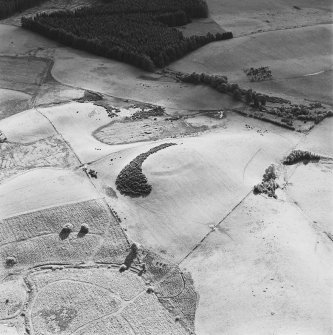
[244,66,272,82]
[130,105,165,120]
[116,143,176,197]
[75,90,103,103]
[21,0,233,70]
[283,150,320,165]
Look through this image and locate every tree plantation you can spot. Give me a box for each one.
[21,0,233,70]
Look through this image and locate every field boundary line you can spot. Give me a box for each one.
[178,190,253,265]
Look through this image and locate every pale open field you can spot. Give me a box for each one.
[50,48,239,112]
[38,102,159,163]
[0,108,55,143]
[0,88,31,120]
[171,24,333,104]
[91,113,301,262]
[206,0,332,36]
[0,168,100,219]
[182,192,333,335]
[0,24,58,55]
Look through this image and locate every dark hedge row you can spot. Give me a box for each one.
[178,72,333,126]
[21,1,233,70]
[283,150,320,165]
[179,72,267,107]
[116,143,176,197]
[0,0,45,19]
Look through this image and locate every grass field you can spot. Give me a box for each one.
[0,56,50,94]
[182,192,333,334]
[0,108,55,143]
[0,279,27,319]
[171,24,333,104]
[50,47,240,112]
[94,116,207,145]
[0,168,100,219]
[0,199,113,245]
[39,102,139,163]
[0,197,129,275]
[0,88,31,120]
[0,135,78,182]
[205,0,332,36]
[91,113,301,261]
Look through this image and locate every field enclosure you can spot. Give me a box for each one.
[26,266,191,335]
[0,198,129,272]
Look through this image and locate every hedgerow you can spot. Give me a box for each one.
[21,0,233,70]
[177,71,333,127]
[282,150,320,165]
[116,143,176,197]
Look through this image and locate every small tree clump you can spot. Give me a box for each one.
[80,224,89,234]
[253,164,279,198]
[5,256,17,267]
[119,264,127,272]
[62,223,73,233]
[146,286,155,293]
[283,150,320,165]
[262,165,277,182]
[130,243,139,255]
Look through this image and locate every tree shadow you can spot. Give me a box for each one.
[119,243,139,272]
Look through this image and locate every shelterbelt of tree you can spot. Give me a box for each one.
[21,0,233,70]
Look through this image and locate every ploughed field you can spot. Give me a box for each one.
[0,0,332,334]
